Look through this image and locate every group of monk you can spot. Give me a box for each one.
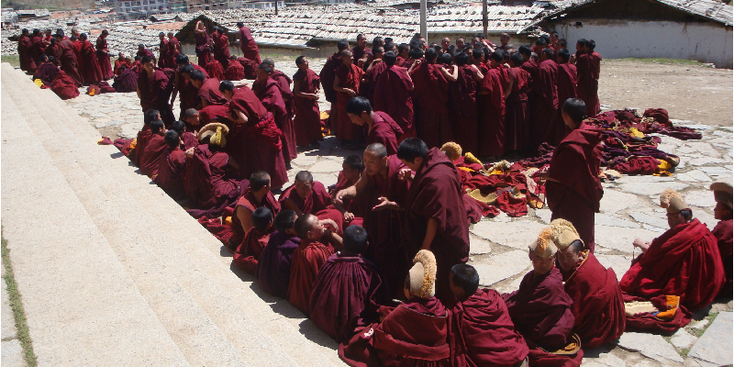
[193,20,262,82]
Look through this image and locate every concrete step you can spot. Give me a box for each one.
[4,64,346,366]
[0,82,191,366]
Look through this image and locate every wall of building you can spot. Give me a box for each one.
[550,19,733,68]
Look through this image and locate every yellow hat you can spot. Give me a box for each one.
[529,227,557,258]
[408,249,437,299]
[710,180,733,210]
[197,122,229,148]
[550,218,583,250]
[660,188,688,214]
[440,142,462,162]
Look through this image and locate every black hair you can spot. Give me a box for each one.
[150,119,165,134]
[535,37,547,46]
[397,43,409,54]
[490,50,503,63]
[252,207,273,232]
[438,52,453,65]
[345,96,372,115]
[175,53,189,65]
[557,48,570,63]
[337,39,349,51]
[510,52,523,66]
[144,109,161,124]
[559,38,567,48]
[518,45,532,57]
[542,47,555,60]
[383,51,397,67]
[39,53,48,62]
[343,225,368,254]
[294,213,316,239]
[295,170,313,184]
[190,69,206,81]
[397,137,429,163]
[219,80,235,92]
[585,39,596,51]
[141,55,153,64]
[501,49,510,61]
[568,239,585,253]
[680,209,693,221]
[159,32,165,37]
[372,36,384,46]
[258,63,273,74]
[372,45,384,55]
[274,210,297,233]
[79,33,88,40]
[409,47,423,59]
[455,52,469,66]
[425,47,438,62]
[249,171,271,191]
[102,30,109,36]
[164,130,180,148]
[562,98,586,123]
[295,55,306,66]
[179,63,194,74]
[577,38,587,47]
[237,22,244,28]
[450,263,479,296]
[472,49,483,60]
[170,120,186,135]
[344,155,363,171]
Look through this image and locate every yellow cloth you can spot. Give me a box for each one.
[129,138,137,150]
[224,216,232,226]
[629,127,645,138]
[653,159,673,176]
[458,166,475,173]
[464,152,482,165]
[655,295,680,320]
[33,78,44,87]
[320,111,330,120]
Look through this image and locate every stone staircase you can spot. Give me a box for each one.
[0,63,346,366]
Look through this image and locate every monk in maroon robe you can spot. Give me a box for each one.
[333,50,365,146]
[139,120,168,178]
[158,33,169,69]
[310,225,385,342]
[167,33,180,67]
[345,97,402,156]
[267,62,298,162]
[352,34,372,70]
[95,30,113,80]
[506,53,531,153]
[136,44,155,65]
[78,33,104,85]
[233,207,274,274]
[194,21,213,68]
[530,48,560,150]
[293,56,322,147]
[237,22,261,64]
[18,29,36,74]
[447,53,481,155]
[49,70,80,100]
[129,109,159,167]
[287,214,340,315]
[448,264,528,367]
[373,51,415,141]
[711,181,733,298]
[258,210,300,298]
[113,66,138,92]
[398,139,469,308]
[546,98,603,252]
[45,38,61,67]
[410,48,452,149]
[33,55,58,86]
[477,51,508,157]
[228,171,281,252]
[154,130,187,202]
[137,56,174,126]
[114,53,132,76]
[253,65,294,166]
[553,219,625,348]
[176,61,209,118]
[279,171,331,216]
[555,49,578,143]
[224,56,245,80]
[190,71,227,109]
[359,46,386,103]
[212,26,230,70]
[54,34,82,86]
[320,42,349,124]
[204,58,224,81]
[576,40,602,117]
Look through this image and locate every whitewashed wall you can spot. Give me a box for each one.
[551,19,733,69]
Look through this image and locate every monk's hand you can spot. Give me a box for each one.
[345,88,357,97]
[397,168,413,182]
[343,211,355,222]
[633,238,650,252]
[333,189,346,205]
[321,218,339,232]
[185,147,195,158]
[372,196,397,211]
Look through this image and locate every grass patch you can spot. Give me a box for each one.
[1,55,20,68]
[1,233,37,367]
[615,57,705,66]
[679,347,690,357]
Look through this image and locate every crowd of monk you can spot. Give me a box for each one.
[19,25,732,366]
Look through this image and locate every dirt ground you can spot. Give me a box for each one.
[598,59,733,127]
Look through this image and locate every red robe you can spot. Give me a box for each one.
[360,61,387,103]
[158,38,169,68]
[286,238,335,315]
[403,148,469,307]
[253,77,294,163]
[168,37,180,65]
[319,52,340,104]
[576,52,601,117]
[257,231,300,298]
[562,251,625,348]
[713,219,733,296]
[213,32,230,69]
[229,188,281,250]
[184,144,240,209]
[620,219,725,311]
[204,58,224,81]
[339,297,450,367]
[224,59,245,81]
[154,146,186,201]
[195,30,213,68]
[199,104,248,179]
[546,122,603,251]
[293,68,322,147]
[478,66,506,157]
[555,62,578,143]
[79,39,103,85]
[137,68,174,125]
[56,39,82,86]
[139,133,167,177]
[532,59,560,149]
[411,62,450,148]
[506,67,530,152]
[49,70,80,100]
[33,62,58,86]
[278,181,331,215]
[239,26,261,64]
[334,63,364,141]
[271,70,297,161]
[366,112,403,156]
[448,65,479,154]
[233,227,273,274]
[448,289,529,367]
[130,124,152,167]
[309,252,384,342]
[196,77,227,108]
[114,58,131,76]
[503,268,575,352]
[18,35,36,73]
[95,36,112,79]
[373,65,415,140]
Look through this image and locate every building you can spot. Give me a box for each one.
[113,0,175,16]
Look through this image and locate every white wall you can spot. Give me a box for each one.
[551,19,733,69]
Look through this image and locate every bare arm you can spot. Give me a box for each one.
[333,74,356,97]
[440,65,458,82]
[235,206,253,235]
[281,199,303,217]
[470,64,484,81]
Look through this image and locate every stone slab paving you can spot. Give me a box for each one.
[688,312,733,367]
[2,279,27,367]
[58,57,733,366]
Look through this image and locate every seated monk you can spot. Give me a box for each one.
[503,227,580,366]
[224,55,245,81]
[112,65,138,93]
[154,130,187,202]
[345,96,403,156]
[189,70,227,109]
[339,249,450,367]
[169,119,198,150]
[33,54,59,86]
[258,210,300,298]
[204,57,224,81]
[233,206,274,274]
[310,225,385,343]
[711,181,733,298]
[551,219,625,348]
[448,264,529,367]
[287,213,340,315]
[621,189,725,331]
[130,109,161,167]
[49,69,80,100]
[329,155,364,226]
[138,119,167,178]
[279,171,344,232]
[227,171,281,252]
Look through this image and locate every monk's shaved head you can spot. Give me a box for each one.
[274,210,297,233]
[252,207,273,232]
[294,213,318,239]
[365,143,388,159]
[183,108,199,120]
[295,170,314,184]
[450,264,479,297]
[249,171,271,192]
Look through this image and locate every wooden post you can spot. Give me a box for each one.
[482,0,488,39]
[420,0,427,40]
[274,0,278,16]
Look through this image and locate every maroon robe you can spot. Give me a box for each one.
[158,38,169,68]
[137,68,174,125]
[360,61,387,102]
[79,39,104,85]
[154,146,186,201]
[175,64,208,119]
[713,219,733,296]
[562,251,625,348]
[239,26,261,64]
[339,297,450,367]
[278,181,331,215]
[113,67,138,92]
[503,267,575,351]
[287,238,335,315]
[233,227,273,274]
[555,62,578,143]
[373,64,415,140]
[95,36,113,79]
[270,70,297,161]
[18,35,36,73]
[198,104,246,178]
[114,58,132,76]
[576,52,601,117]
[229,188,281,250]
[334,63,365,142]
[49,70,80,100]
[448,289,529,367]
[258,231,300,298]
[506,67,530,152]
[196,77,227,108]
[448,65,479,154]
[33,62,58,86]
[531,59,559,149]
[139,133,168,177]
[204,58,224,81]
[224,59,245,80]
[365,112,402,156]
[319,52,340,104]
[620,219,725,311]
[136,48,155,64]
[411,62,450,148]
[213,32,230,69]
[309,252,384,342]
[478,66,506,157]
[130,124,152,167]
[403,148,469,307]
[56,39,82,86]
[168,37,180,65]
[546,122,603,251]
[184,144,240,209]
[253,77,295,163]
[195,30,213,68]
[293,68,322,147]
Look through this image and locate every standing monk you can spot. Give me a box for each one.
[293,56,322,148]
[137,56,175,126]
[532,48,559,149]
[320,40,349,116]
[345,97,402,156]
[252,63,293,169]
[409,48,455,149]
[447,52,482,155]
[576,40,601,117]
[359,45,385,103]
[555,48,578,143]
[158,32,169,69]
[212,26,231,71]
[54,32,82,86]
[167,32,180,68]
[194,20,213,68]
[477,50,509,158]
[506,52,530,153]
[79,33,104,85]
[352,34,371,70]
[237,22,260,64]
[373,51,415,141]
[95,30,113,80]
[263,58,297,164]
[711,181,733,299]
[333,49,364,148]
[18,29,36,74]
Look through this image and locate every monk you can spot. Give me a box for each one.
[359,45,386,103]
[622,189,725,314]
[287,213,340,315]
[252,63,293,168]
[352,34,371,70]
[18,29,36,74]
[237,22,261,64]
[137,55,174,126]
[506,52,530,153]
[138,119,168,178]
[546,98,603,252]
[576,40,601,117]
[95,30,113,80]
[409,48,455,149]
[175,57,209,116]
[552,219,625,348]
[136,44,156,65]
[447,52,482,155]
[258,210,300,298]
[711,181,733,298]
[130,109,160,167]
[189,70,227,108]
[397,138,469,308]
[157,32,169,69]
[319,40,349,112]
[154,130,187,202]
[228,170,281,252]
[279,171,331,216]
[477,50,508,158]
[339,250,450,367]
[530,48,560,148]
[293,56,322,148]
[211,26,230,70]
[329,155,364,224]
[555,48,578,142]
[224,56,245,80]
[49,70,80,100]
[204,57,224,81]
[233,207,274,274]
[113,65,138,93]
[167,32,180,67]
[448,264,529,367]
[345,97,403,156]
[333,49,365,148]
[310,225,385,342]
[114,53,131,76]
[78,33,103,85]
[169,119,198,150]
[372,51,415,140]
[33,54,58,86]
[54,32,82,86]
[218,80,289,189]
[262,58,297,163]
[194,20,213,68]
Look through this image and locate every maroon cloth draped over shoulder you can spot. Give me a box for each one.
[309,252,385,342]
[95,36,113,80]
[448,288,529,367]
[373,65,415,140]
[184,144,240,209]
[411,62,450,148]
[287,238,335,315]
[576,52,601,117]
[506,66,530,152]
[33,62,58,86]
[253,77,296,162]
[620,219,725,311]
[320,52,340,103]
[239,26,261,64]
[79,40,103,85]
[271,70,298,161]
[56,39,82,86]
[204,59,224,82]
[293,68,322,146]
[213,32,230,68]
[334,63,364,141]
[197,77,227,108]
[114,68,138,92]
[233,227,273,274]
[229,188,281,249]
[532,59,561,148]
[195,30,213,68]
[403,148,469,308]
[546,122,603,251]
[448,65,479,154]
[503,268,575,352]
[258,231,301,298]
[224,59,245,81]
[360,61,387,102]
[562,252,625,348]
[139,134,168,177]
[279,181,331,214]
[555,62,578,142]
[478,66,506,157]
[137,68,173,125]
[50,70,80,100]
[366,112,403,156]
[154,147,186,201]
[713,219,733,296]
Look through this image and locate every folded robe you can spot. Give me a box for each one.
[286,238,335,315]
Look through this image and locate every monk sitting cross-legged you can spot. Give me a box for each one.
[310,225,386,343]
[448,264,529,367]
[226,171,281,252]
[280,171,345,232]
[138,119,168,178]
[233,206,274,274]
[154,130,187,202]
[257,210,300,298]
[339,249,450,367]
[345,96,403,156]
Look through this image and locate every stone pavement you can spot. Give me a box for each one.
[1,264,27,367]
[61,58,733,366]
